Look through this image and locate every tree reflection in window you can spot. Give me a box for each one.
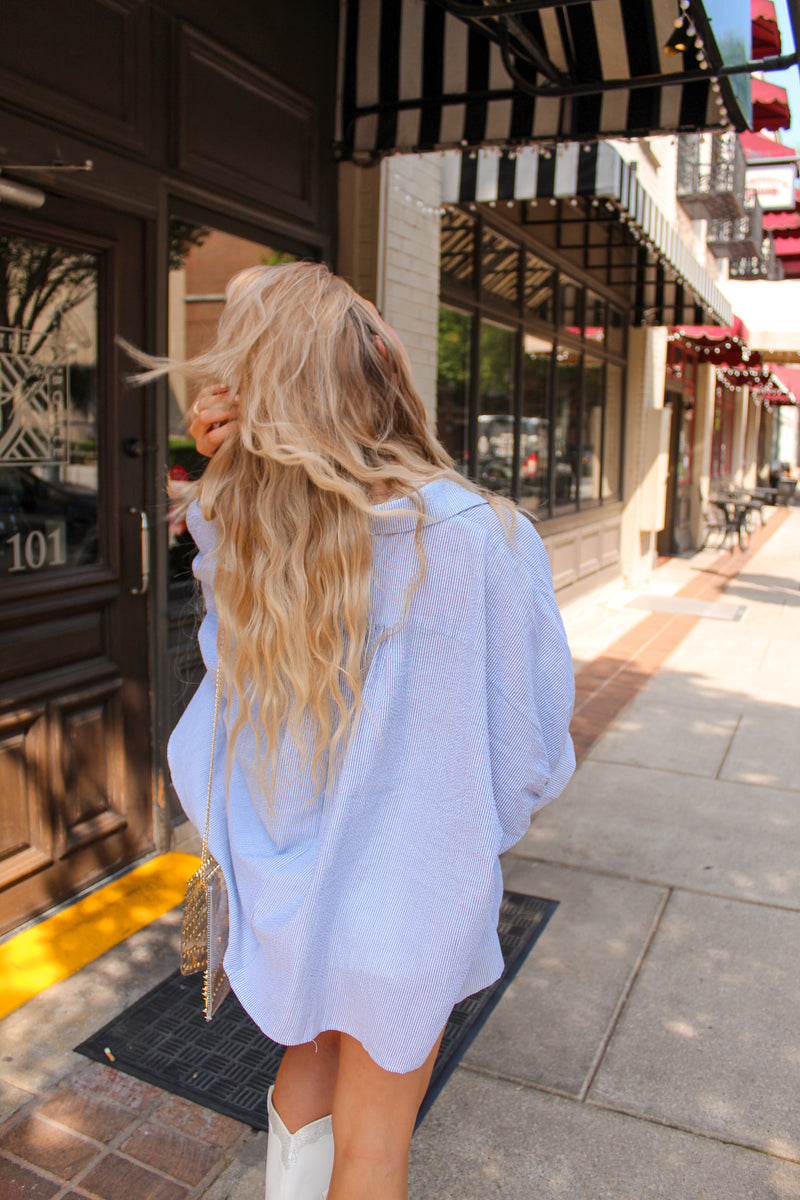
[436,306,471,475]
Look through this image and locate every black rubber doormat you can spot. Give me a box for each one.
[77,891,556,1131]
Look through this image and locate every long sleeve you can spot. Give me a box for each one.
[484,519,575,853]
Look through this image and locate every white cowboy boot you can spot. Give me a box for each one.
[265,1085,334,1200]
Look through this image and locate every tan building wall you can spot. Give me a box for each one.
[620,327,669,586]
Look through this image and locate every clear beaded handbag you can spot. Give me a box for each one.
[180,637,231,1020]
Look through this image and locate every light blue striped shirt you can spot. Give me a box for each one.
[168,478,575,1072]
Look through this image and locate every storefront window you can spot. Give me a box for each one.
[585,291,606,346]
[481,229,519,308]
[666,340,698,387]
[436,306,471,475]
[438,212,626,516]
[677,403,695,485]
[581,357,604,504]
[478,322,516,496]
[711,385,735,478]
[440,208,476,292]
[525,252,555,324]
[520,335,552,514]
[554,348,581,508]
[559,275,583,337]
[607,307,625,356]
[603,364,623,500]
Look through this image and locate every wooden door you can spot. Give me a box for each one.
[0,195,152,935]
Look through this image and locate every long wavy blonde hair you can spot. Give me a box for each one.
[134,261,507,802]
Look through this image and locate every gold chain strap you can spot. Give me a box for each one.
[201,630,224,869]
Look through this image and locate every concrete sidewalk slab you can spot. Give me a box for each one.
[655,628,772,678]
[407,1070,800,1200]
[589,889,800,1162]
[621,666,752,716]
[719,710,800,790]
[466,859,667,1098]
[515,759,800,909]
[587,693,740,776]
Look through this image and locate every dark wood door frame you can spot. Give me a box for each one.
[0,194,153,935]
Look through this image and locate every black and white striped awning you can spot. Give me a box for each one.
[442,140,733,323]
[337,0,749,162]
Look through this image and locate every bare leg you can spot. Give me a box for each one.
[327,1029,444,1200]
[272,1030,341,1132]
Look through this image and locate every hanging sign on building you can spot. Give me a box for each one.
[745,163,798,211]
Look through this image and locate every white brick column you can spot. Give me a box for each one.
[377,156,442,424]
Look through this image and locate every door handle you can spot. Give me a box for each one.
[129,507,150,596]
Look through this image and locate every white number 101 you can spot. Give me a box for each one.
[6,528,67,572]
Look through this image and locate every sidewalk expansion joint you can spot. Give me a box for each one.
[583,1097,800,1167]
[579,888,672,1103]
[455,1065,800,1168]
[715,713,743,781]
[502,855,800,915]
[454,1061,579,1104]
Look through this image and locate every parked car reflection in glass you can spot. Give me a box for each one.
[0,466,97,576]
[477,414,515,493]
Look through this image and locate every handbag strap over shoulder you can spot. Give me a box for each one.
[201,630,225,869]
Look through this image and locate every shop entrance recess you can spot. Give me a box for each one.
[0,196,151,935]
[658,340,698,556]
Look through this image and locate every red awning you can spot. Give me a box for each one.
[672,318,797,403]
[772,235,800,257]
[739,130,798,161]
[752,78,792,132]
[670,318,755,367]
[763,209,800,232]
[752,0,782,59]
[717,363,799,404]
[769,364,800,402]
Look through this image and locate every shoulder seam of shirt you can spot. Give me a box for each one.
[374,496,493,535]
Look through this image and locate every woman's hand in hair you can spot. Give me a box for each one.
[188,384,238,458]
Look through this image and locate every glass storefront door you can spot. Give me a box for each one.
[163,220,302,825]
[0,198,152,934]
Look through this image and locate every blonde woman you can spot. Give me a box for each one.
[157,262,574,1200]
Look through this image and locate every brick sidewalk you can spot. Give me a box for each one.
[0,1059,251,1200]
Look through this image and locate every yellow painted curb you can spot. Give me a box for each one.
[0,851,200,1020]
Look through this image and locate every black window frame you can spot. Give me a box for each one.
[438,206,628,521]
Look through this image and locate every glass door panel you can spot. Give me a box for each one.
[520,333,552,515]
[167,222,298,598]
[165,222,301,766]
[581,357,604,504]
[436,306,471,477]
[603,364,623,500]
[478,321,516,496]
[554,348,581,508]
[0,234,99,579]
